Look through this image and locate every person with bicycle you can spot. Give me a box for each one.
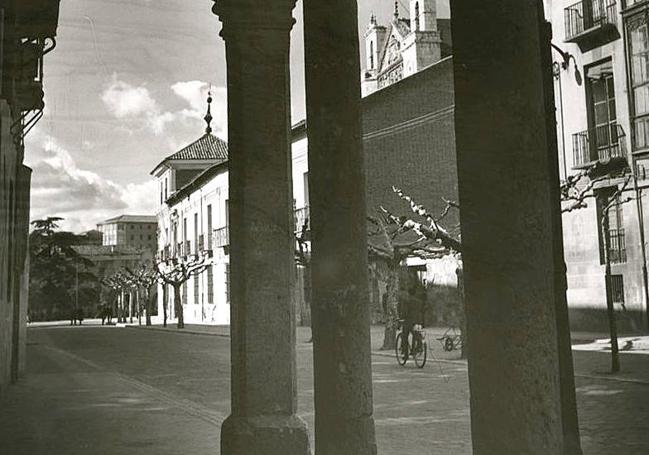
[398,284,425,359]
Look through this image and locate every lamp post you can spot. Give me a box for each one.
[551,43,581,181]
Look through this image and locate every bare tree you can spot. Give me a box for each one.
[155,253,211,329]
[295,215,312,335]
[369,186,462,350]
[102,271,130,323]
[125,264,158,326]
[560,159,631,372]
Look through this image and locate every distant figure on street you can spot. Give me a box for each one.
[70,308,84,326]
[398,283,425,356]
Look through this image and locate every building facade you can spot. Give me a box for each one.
[0,1,59,394]
[152,114,310,326]
[97,214,158,252]
[550,0,649,331]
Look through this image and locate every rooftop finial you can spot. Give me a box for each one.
[204,89,213,135]
[370,12,377,25]
[394,1,399,19]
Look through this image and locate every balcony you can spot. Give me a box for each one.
[213,226,229,248]
[608,228,627,264]
[572,124,627,169]
[15,0,61,39]
[564,0,620,52]
[294,206,310,233]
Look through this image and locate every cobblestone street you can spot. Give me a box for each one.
[0,324,647,454]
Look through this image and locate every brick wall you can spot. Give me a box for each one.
[362,57,458,228]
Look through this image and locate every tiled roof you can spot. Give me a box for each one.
[165,134,228,161]
[151,133,228,175]
[99,215,157,225]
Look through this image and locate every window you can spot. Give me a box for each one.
[585,61,620,161]
[207,266,214,304]
[609,274,625,304]
[194,213,199,253]
[303,172,309,207]
[194,274,199,304]
[225,264,230,304]
[628,13,649,149]
[207,204,213,249]
[596,187,626,264]
[182,281,188,306]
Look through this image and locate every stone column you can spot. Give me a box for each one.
[303,2,377,454]
[213,1,310,454]
[450,1,578,453]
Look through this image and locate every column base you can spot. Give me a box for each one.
[221,414,311,455]
[315,414,377,455]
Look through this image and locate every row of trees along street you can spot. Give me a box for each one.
[101,264,158,326]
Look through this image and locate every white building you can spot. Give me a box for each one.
[151,100,309,326]
[549,0,649,331]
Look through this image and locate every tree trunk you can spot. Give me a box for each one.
[137,288,142,325]
[145,287,152,326]
[603,217,620,373]
[128,290,133,324]
[381,263,400,350]
[162,284,168,328]
[457,263,467,360]
[174,284,184,329]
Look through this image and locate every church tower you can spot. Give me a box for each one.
[361,14,387,97]
[402,0,441,77]
[410,0,437,32]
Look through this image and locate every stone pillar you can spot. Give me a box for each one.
[303,2,377,454]
[450,1,578,453]
[213,1,310,454]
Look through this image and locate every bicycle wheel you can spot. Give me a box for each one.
[395,332,408,365]
[414,338,427,368]
[444,336,454,352]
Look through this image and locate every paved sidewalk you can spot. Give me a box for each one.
[2,324,647,454]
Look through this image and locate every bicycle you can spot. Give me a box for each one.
[437,326,464,352]
[395,320,427,368]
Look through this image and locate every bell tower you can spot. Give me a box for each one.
[410,0,437,32]
[362,14,387,96]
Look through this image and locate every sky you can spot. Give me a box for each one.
[26,0,450,232]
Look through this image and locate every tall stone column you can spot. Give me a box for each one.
[450,1,579,454]
[213,1,310,454]
[303,2,377,454]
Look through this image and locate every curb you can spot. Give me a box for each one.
[123,324,231,338]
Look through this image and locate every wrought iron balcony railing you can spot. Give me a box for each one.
[213,226,229,248]
[564,0,619,51]
[294,205,310,233]
[572,124,626,168]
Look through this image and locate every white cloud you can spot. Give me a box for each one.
[28,136,157,232]
[100,75,227,139]
[101,76,158,118]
